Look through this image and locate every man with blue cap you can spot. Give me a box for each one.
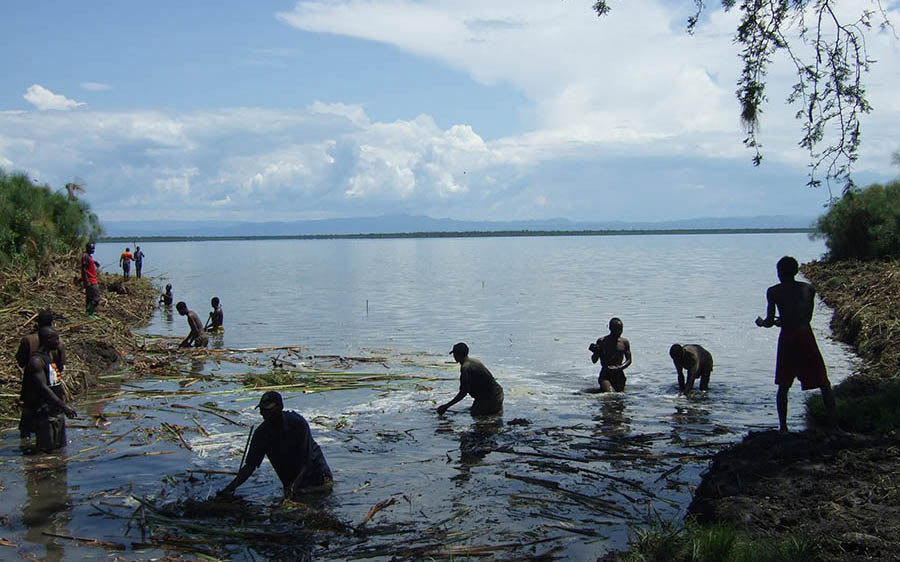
[218,391,332,500]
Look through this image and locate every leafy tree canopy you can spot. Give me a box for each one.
[593,1,894,192]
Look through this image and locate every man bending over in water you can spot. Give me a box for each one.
[756,256,837,432]
[437,342,504,416]
[176,301,208,348]
[589,317,632,392]
[669,343,713,395]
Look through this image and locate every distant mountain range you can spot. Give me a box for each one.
[101,213,817,238]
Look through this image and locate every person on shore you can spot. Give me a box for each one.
[19,327,77,452]
[218,391,333,500]
[756,256,838,433]
[206,297,224,332]
[589,317,632,392]
[81,242,100,318]
[134,246,145,278]
[437,342,504,416]
[159,284,173,306]
[16,310,66,377]
[669,343,713,395]
[119,247,133,281]
[176,301,208,348]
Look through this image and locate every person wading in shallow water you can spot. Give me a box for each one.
[206,297,224,332]
[20,327,77,452]
[218,391,333,501]
[670,343,713,395]
[756,255,838,433]
[176,301,208,348]
[437,342,504,416]
[589,317,632,392]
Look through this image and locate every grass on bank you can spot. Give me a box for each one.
[620,519,817,562]
[806,376,900,434]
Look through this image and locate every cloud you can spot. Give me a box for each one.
[81,82,112,91]
[23,84,86,111]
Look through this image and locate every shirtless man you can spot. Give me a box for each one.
[176,301,208,348]
[669,343,713,395]
[437,342,504,416]
[206,297,224,332]
[756,256,837,432]
[20,327,77,451]
[589,317,632,392]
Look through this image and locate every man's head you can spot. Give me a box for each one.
[256,391,284,423]
[176,301,188,315]
[211,297,220,308]
[136,246,140,251]
[85,242,95,254]
[450,342,469,363]
[669,343,684,363]
[165,283,172,292]
[777,256,799,281]
[125,247,130,252]
[608,317,623,336]
[38,326,59,351]
[36,309,54,328]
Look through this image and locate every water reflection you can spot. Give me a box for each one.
[23,453,71,562]
[439,416,503,486]
[592,394,631,438]
[162,303,173,326]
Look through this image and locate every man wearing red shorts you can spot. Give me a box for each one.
[756,256,837,433]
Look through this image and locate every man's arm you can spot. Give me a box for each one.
[28,358,76,418]
[756,286,778,327]
[437,374,468,415]
[56,342,66,372]
[619,340,632,371]
[219,463,256,496]
[15,338,29,370]
[674,360,686,393]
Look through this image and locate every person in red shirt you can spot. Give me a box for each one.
[119,247,134,281]
[81,243,100,317]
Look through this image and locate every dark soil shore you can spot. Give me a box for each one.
[0,256,158,421]
[683,260,900,562]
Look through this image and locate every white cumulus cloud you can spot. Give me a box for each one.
[23,84,86,111]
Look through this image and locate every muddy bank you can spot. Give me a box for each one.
[0,255,158,420]
[679,260,900,562]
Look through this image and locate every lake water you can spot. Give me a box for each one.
[1,233,857,561]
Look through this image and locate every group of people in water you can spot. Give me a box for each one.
[18,253,837,501]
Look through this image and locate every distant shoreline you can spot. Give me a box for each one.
[99,227,814,243]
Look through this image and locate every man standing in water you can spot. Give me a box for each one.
[756,256,838,433]
[17,310,66,377]
[81,242,100,318]
[176,301,208,348]
[206,297,224,332]
[20,327,77,452]
[669,343,713,395]
[589,317,632,392]
[119,247,133,281]
[134,246,145,278]
[437,342,504,416]
[218,391,333,500]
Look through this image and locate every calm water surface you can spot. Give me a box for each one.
[1,234,857,560]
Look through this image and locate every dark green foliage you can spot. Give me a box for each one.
[813,180,900,260]
[0,169,103,272]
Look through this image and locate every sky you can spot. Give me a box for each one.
[2,0,898,225]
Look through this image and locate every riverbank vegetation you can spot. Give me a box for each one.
[0,170,102,273]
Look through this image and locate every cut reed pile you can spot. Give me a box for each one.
[0,252,159,420]
[802,258,900,379]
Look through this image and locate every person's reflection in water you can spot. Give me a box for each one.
[23,453,71,562]
[190,357,206,379]
[592,394,631,439]
[669,400,712,446]
[451,417,503,486]
[209,330,225,350]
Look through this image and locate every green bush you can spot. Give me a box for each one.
[0,169,102,271]
[813,179,900,260]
